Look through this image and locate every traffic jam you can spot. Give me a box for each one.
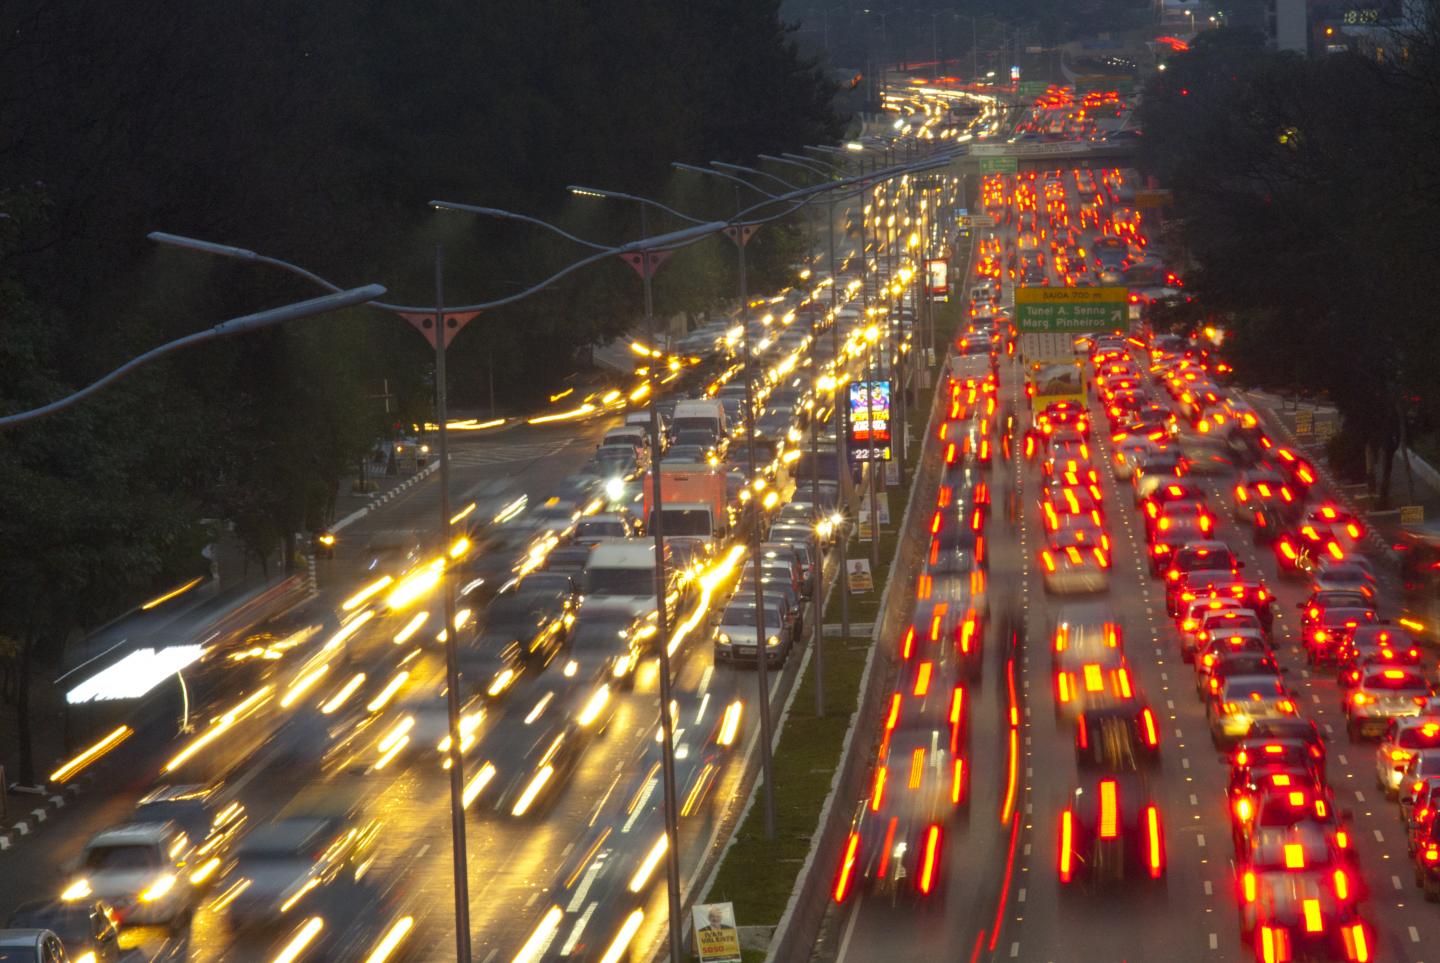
[830,85,1440,963]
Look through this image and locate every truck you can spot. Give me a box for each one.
[582,539,683,623]
[643,462,728,540]
[1025,357,1086,414]
[672,399,727,442]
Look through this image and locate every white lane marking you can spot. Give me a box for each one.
[1009,943,1020,958]
[1209,934,1218,950]
[1355,790,1365,802]
[1393,875,1404,891]
[1182,758,1191,769]
[1018,887,1027,903]
[834,892,864,963]
[1337,754,1348,765]
[1203,880,1213,896]
[1197,833,1206,848]
[1374,829,1385,842]
[1410,926,1421,943]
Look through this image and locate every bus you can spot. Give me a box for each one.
[1396,522,1440,646]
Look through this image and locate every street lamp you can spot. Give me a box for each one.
[0,285,386,429]
[562,182,704,963]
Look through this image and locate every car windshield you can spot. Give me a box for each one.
[84,844,159,871]
[1363,670,1427,690]
[1223,678,1286,700]
[576,521,626,538]
[586,567,654,596]
[571,615,636,652]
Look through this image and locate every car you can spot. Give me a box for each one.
[1336,626,1423,688]
[1231,778,1349,860]
[1162,541,1239,611]
[1057,773,1165,887]
[220,814,379,929]
[1054,645,1129,719]
[1274,521,1346,576]
[561,603,653,689]
[64,822,194,928]
[131,784,246,871]
[1111,435,1158,480]
[1346,666,1431,740]
[1303,607,1378,666]
[1231,740,1326,793]
[571,513,637,547]
[1147,517,1215,577]
[1310,560,1377,599]
[1400,752,1440,823]
[1144,498,1215,542]
[1409,806,1440,899]
[1040,542,1111,595]
[0,930,69,963]
[833,700,964,903]
[1236,865,1367,962]
[1073,701,1162,769]
[479,588,575,667]
[1231,469,1292,520]
[1209,675,1298,748]
[1376,718,1440,797]
[1197,642,1278,698]
[1177,578,1276,635]
[4,901,119,962]
[713,601,790,667]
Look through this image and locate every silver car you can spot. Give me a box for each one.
[1375,717,1440,798]
[1346,666,1431,741]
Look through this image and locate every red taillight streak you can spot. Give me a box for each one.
[1059,809,1074,882]
[918,825,942,894]
[877,816,898,879]
[1146,806,1163,878]
[834,832,860,902]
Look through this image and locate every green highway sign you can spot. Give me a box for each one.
[979,157,1018,174]
[1019,81,1049,98]
[1015,286,1128,333]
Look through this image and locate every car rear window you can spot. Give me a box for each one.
[1364,670,1427,690]
[1223,678,1286,700]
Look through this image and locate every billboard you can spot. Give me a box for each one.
[847,380,892,462]
[926,257,949,296]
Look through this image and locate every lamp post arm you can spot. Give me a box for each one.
[0,285,386,429]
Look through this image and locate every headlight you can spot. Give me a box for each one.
[605,478,625,501]
[141,873,177,903]
[766,635,781,647]
[718,633,731,645]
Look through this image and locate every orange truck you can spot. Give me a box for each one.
[642,463,728,540]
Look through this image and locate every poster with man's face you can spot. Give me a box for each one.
[692,902,741,962]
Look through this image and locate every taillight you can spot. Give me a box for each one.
[1041,550,1056,573]
[1140,707,1158,747]
[917,824,942,895]
[1345,922,1370,963]
[1242,869,1257,902]
[870,765,887,812]
[1145,805,1163,878]
[1098,779,1119,839]
[834,832,860,903]
[1059,809,1074,882]
[1259,925,1288,963]
[1333,869,1350,900]
[1301,897,1323,933]
[952,758,965,804]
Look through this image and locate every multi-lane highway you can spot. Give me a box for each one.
[818,90,1440,963]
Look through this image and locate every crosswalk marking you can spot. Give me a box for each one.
[445,440,574,468]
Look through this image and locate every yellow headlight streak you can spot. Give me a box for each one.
[527,403,597,425]
[463,761,497,808]
[270,916,324,963]
[511,765,555,817]
[717,699,743,747]
[322,610,375,653]
[163,686,273,773]
[666,545,746,657]
[280,664,330,709]
[511,905,564,963]
[393,611,428,645]
[576,685,611,728]
[320,672,366,714]
[141,577,205,611]
[343,576,393,612]
[366,671,410,713]
[363,916,415,963]
[50,726,133,783]
[628,833,669,893]
[598,910,646,963]
[386,560,444,610]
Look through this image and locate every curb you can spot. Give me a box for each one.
[0,783,83,853]
[331,461,441,534]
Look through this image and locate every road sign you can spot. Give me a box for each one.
[1015,286,1127,333]
[1294,409,1314,436]
[979,157,1019,174]
[957,214,995,229]
[1401,505,1426,525]
[1019,80,1049,98]
[1133,189,1173,209]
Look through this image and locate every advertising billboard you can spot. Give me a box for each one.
[847,380,892,462]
